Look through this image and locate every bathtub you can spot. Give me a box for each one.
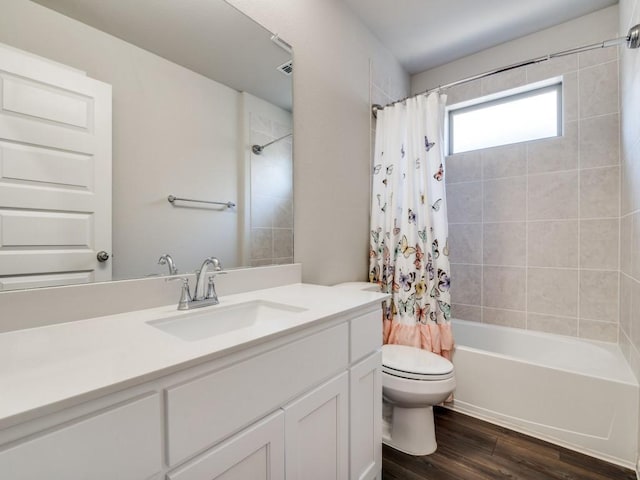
[451,319,639,468]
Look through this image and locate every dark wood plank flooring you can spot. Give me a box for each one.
[382,407,636,480]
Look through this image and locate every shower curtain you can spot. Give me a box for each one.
[369,92,453,359]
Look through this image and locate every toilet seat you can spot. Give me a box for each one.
[382,344,454,381]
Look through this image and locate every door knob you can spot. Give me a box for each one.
[97,251,110,262]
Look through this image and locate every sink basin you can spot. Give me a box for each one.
[147,300,307,341]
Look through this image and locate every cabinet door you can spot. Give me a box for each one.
[350,351,382,480]
[284,372,348,480]
[167,411,284,480]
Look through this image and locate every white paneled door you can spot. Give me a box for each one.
[0,44,112,290]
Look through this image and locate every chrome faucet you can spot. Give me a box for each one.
[158,254,178,275]
[194,257,223,301]
[169,257,225,310]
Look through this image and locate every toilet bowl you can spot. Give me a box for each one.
[382,344,456,456]
[331,282,456,455]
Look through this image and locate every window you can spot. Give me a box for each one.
[447,80,562,155]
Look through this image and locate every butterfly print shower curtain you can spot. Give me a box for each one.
[369,93,453,359]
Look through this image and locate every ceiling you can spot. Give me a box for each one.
[31,0,292,110]
[345,0,618,74]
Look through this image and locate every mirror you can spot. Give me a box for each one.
[0,0,293,291]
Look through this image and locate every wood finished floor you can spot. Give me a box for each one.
[382,407,636,480]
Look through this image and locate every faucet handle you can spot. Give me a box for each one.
[205,276,218,303]
[167,276,192,310]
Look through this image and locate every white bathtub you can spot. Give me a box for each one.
[451,319,639,468]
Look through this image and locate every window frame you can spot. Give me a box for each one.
[446,78,563,155]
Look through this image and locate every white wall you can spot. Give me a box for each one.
[228,0,410,285]
[0,0,241,279]
[412,5,619,94]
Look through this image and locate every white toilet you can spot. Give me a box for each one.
[332,282,456,455]
[382,345,455,456]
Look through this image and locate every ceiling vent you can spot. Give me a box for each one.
[277,61,293,76]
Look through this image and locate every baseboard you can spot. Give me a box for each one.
[636,459,639,479]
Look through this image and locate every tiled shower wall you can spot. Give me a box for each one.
[250,114,294,266]
[447,48,620,342]
[619,0,640,402]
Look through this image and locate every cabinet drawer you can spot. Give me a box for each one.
[166,323,349,465]
[0,393,161,480]
[350,310,382,362]
[168,411,284,480]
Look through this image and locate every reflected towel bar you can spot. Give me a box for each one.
[167,195,236,208]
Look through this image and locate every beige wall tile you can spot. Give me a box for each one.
[448,181,482,223]
[483,177,526,222]
[273,228,293,258]
[563,72,579,123]
[527,267,579,317]
[579,270,619,322]
[526,54,578,83]
[620,273,632,336]
[450,264,482,306]
[483,266,526,310]
[482,307,526,328]
[250,259,273,267]
[632,278,640,348]
[483,222,526,266]
[449,223,482,264]
[579,218,619,270]
[481,68,527,96]
[527,220,579,268]
[579,319,618,342]
[527,121,578,174]
[251,195,274,228]
[578,47,617,69]
[527,313,578,336]
[621,214,633,276]
[445,152,481,184]
[273,197,294,228]
[579,166,619,219]
[528,171,579,220]
[251,228,273,260]
[580,114,620,168]
[481,143,526,179]
[452,303,482,322]
[445,80,482,106]
[274,257,293,265]
[579,61,619,118]
[620,141,640,216]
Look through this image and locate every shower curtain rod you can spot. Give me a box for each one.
[372,23,640,116]
[251,132,292,155]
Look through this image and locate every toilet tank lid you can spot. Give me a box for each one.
[382,344,453,375]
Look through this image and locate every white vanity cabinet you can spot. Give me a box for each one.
[0,302,383,480]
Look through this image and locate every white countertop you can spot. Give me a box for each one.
[0,283,387,429]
